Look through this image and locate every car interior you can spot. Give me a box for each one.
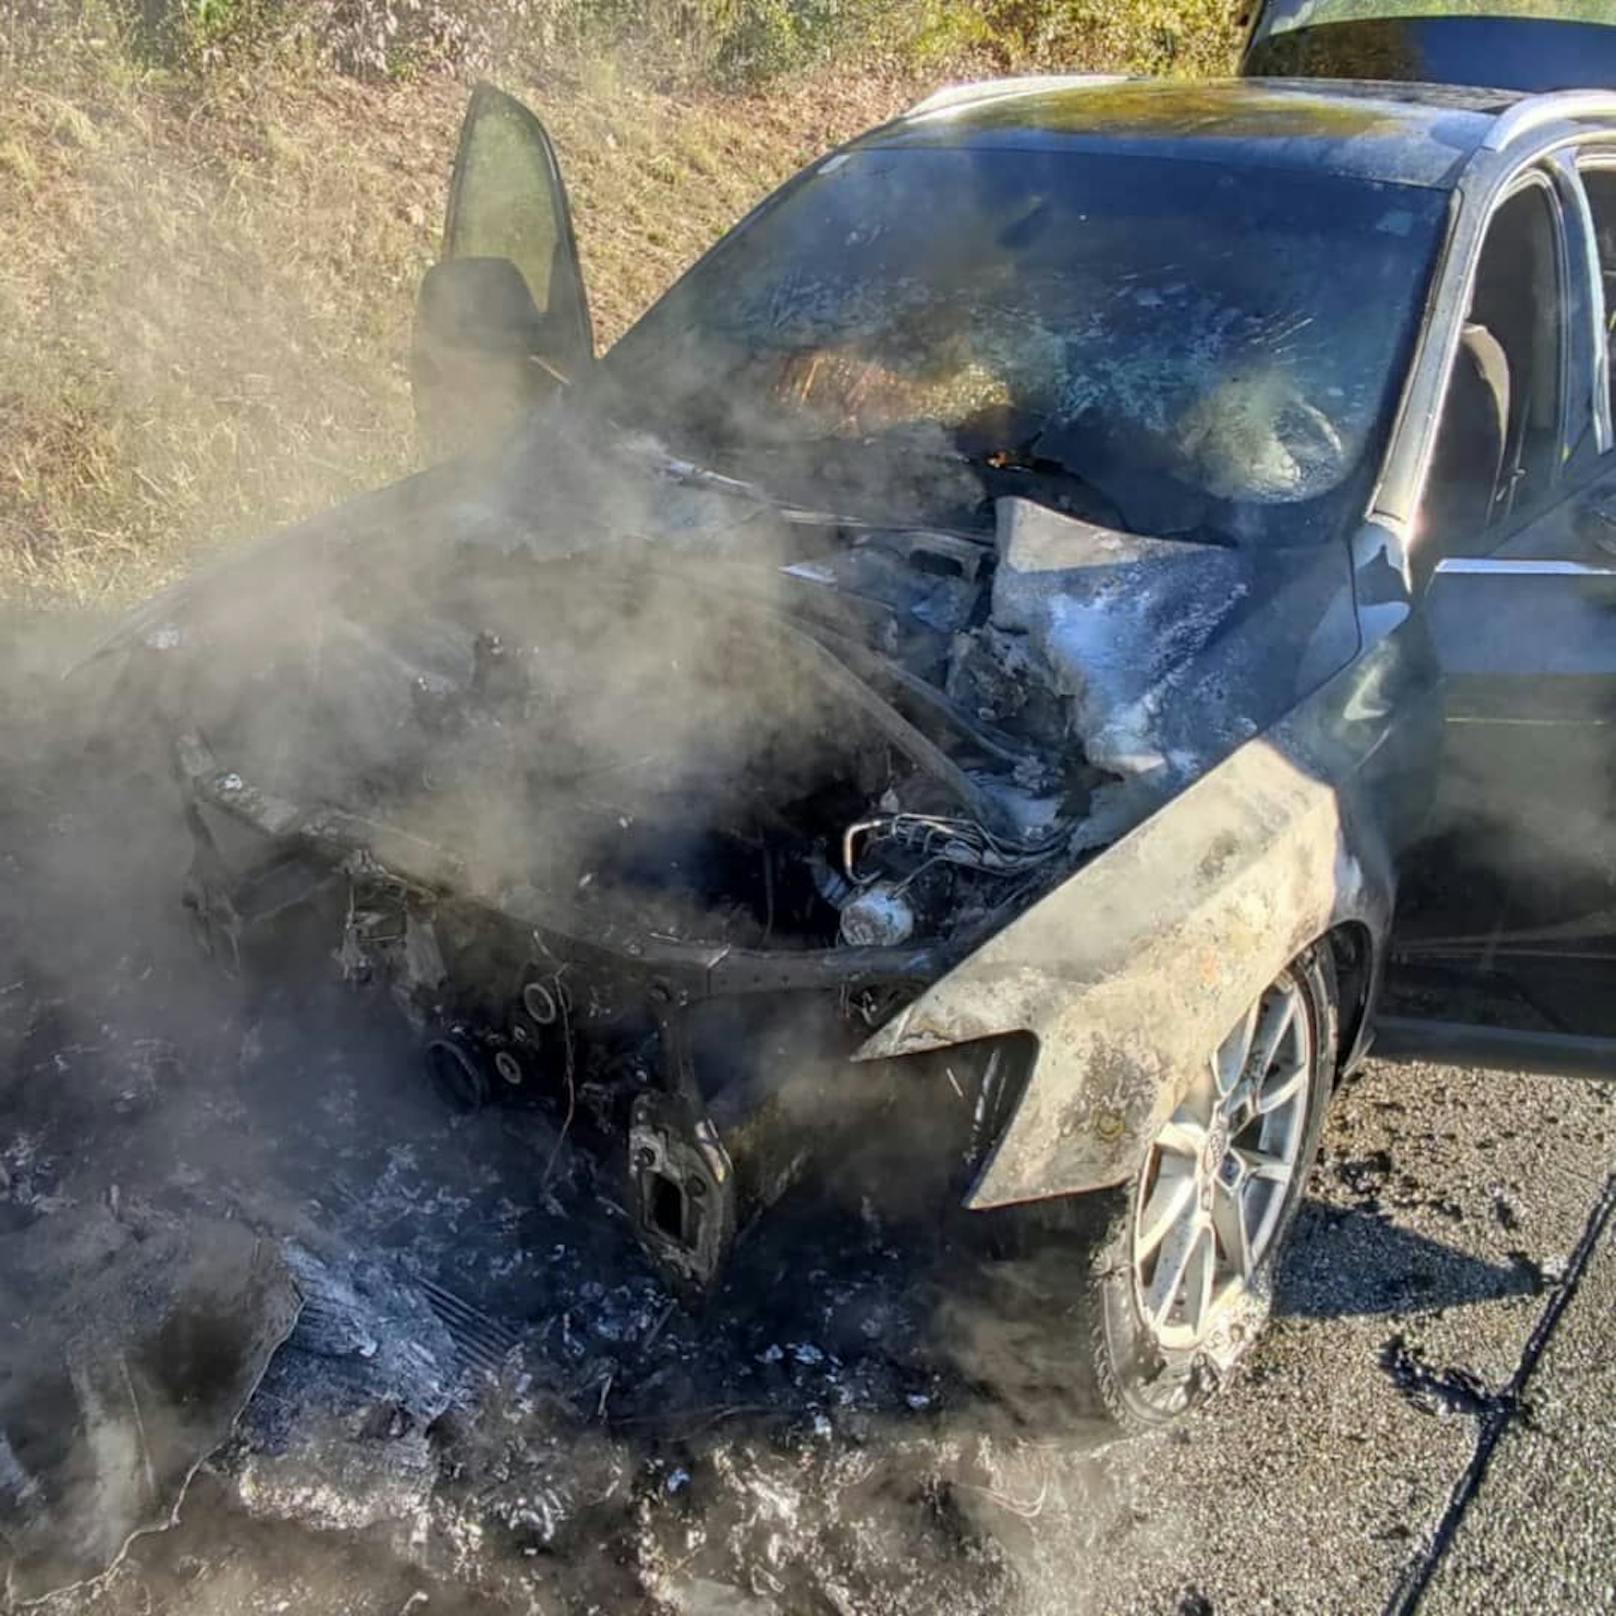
[1423,181,1563,552]
[1580,164,1616,426]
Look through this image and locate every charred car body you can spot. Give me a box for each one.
[96,8,1616,1426]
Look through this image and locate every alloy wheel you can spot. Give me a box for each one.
[1130,973,1315,1354]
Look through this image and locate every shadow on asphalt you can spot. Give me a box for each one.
[1275,1198,1542,1320]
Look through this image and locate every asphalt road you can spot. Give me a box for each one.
[1045,1054,1616,1616]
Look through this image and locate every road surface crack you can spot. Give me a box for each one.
[1382,1170,1616,1616]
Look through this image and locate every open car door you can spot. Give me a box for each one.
[1239,1,1616,92]
[1378,161,1616,1077]
[411,84,593,459]
[1383,503,1616,1075]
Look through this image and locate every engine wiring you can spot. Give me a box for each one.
[841,812,1066,886]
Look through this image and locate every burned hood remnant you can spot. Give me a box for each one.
[102,411,1358,1293]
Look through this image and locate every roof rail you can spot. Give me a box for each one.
[1482,88,1616,151]
[906,73,1131,120]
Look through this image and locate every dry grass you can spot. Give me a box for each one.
[0,5,1235,606]
[0,65,432,600]
[0,52,935,603]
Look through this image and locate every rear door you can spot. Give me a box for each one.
[412,85,593,457]
[1381,156,1616,1062]
[1239,2,1616,92]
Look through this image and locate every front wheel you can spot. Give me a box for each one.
[942,946,1337,1432]
[1099,947,1337,1425]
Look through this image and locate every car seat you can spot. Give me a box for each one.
[1423,320,1510,550]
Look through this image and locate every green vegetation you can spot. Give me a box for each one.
[5,0,1236,86]
[0,2,1237,603]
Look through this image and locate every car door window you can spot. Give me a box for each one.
[413,86,594,460]
[1580,165,1616,430]
[441,84,593,377]
[1422,179,1564,554]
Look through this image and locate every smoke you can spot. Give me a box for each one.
[0,124,1125,1616]
[0,37,1435,1616]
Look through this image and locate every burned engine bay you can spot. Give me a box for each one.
[140,444,1270,1289]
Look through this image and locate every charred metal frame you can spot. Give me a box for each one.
[173,729,954,1285]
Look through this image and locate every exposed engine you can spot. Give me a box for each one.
[153,481,1166,1287]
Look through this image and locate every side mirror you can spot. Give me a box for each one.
[410,257,577,461]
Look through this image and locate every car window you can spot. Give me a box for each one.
[1252,0,1615,34]
[1421,179,1564,554]
[1243,0,1616,88]
[604,149,1447,547]
[1580,165,1616,432]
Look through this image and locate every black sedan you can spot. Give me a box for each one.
[95,15,1616,1429]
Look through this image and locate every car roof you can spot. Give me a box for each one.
[853,77,1527,191]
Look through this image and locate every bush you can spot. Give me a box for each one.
[1,0,1237,85]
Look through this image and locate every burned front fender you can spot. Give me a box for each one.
[854,647,1401,1209]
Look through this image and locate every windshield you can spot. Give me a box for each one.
[602,147,1447,544]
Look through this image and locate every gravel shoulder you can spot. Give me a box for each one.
[1420,1173,1616,1616]
[1022,1056,1616,1616]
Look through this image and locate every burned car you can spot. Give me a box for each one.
[92,9,1616,1429]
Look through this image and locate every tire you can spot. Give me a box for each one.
[937,945,1338,1433]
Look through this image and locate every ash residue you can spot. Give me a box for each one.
[1379,1335,1509,1423]
[0,630,1130,1615]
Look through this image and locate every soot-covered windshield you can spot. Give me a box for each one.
[602,146,1448,544]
